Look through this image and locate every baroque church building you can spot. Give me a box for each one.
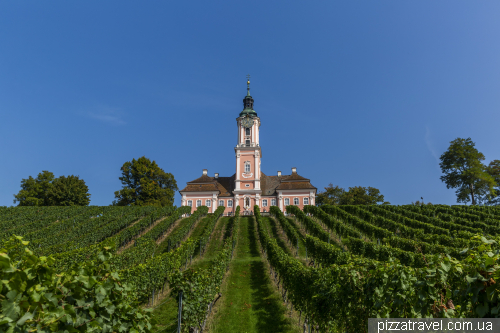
[180,80,316,215]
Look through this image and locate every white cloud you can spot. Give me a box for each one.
[86,106,126,125]
[425,125,440,165]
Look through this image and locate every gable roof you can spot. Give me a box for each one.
[181,171,315,196]
[180,173,235,196]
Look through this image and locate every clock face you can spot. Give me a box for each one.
[242,117,253,128]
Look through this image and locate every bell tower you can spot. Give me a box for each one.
[234,76,262,209]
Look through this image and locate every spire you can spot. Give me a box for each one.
[240,74,257,117]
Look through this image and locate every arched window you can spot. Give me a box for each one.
[262,199,268,207]
[228,200,233,207]
[271,199,276,206]
[187,200,192,207]
[219,200,224,207]
[245,197,250,207]
[293,198,299,205]
[206,199,211,207]
[245,128,250,136]
[303,197,309,205]
[196,200,202,207]
[245,162,251,173]
[284,198,290,206]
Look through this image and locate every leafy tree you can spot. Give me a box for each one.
[316,184,345,206]
[113,156,178,207]
[316,184,389,205]
[479,160,500,206]
[46,175,91,206]
[439,138,496,205]
[0,236,152,332]
[13,171,91,206]
[341,186,390,205]
[13,170,55,206]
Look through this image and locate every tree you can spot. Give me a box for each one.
[13,170,55,206]
[113,156,178,206]
[478,160,500,205]
[341,186,390,205]
[13,171,91,206]
[439,138,496,205]
[46,175,91,206]
[316,184,389,205]
[316,184,345,206]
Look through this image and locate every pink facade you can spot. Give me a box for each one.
[180,80,316,215]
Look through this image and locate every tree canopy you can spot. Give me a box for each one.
[316,184,390,206]
[480,160,500,205]
[13,171,90,206]
[439,137,497,205]
[113,156,178,207]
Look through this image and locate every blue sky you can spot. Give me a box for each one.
[1,1,499,207]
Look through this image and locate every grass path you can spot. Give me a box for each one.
[206,217,299,333]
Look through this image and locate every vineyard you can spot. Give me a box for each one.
[1,204,500,332]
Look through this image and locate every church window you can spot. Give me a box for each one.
[246,128,250,136]
[294,198,299,205]
[187,200,192,207]
[271,199,276,206]
[196,200,202,207]
[245,140,250,146]
[219,200,224,207]
[206,199,211,207]
[262,199,268,207]
[245,162,251,173]
[304,197,309,205]
[228,200,233,207]
[284,198,290,206]
[245,197,250,206]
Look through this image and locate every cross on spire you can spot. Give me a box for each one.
[246,74,251,95]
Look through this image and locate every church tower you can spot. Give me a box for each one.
[233,77,262,211]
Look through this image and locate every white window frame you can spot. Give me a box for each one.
[245,128,251,136]
[206,199,211,207]
[196,200,202,207]
[262,199,268,207]
[245,162,251,173]
[187,200,192,207]
[219,200,224,207]
[303,197,309,205]
[271,199,276,206]
[294,198,299,205]
[284,198,290,206]
[228,200,233,207]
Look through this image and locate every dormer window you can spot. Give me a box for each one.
[245,128,250,136]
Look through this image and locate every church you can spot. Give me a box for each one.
[180,79,317,215]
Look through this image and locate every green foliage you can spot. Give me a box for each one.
[0,236,152,332]
[170,205,237,332]
[13,171,55,206]
[316,184,389,206]
[439,137,496,205]
[46,175,91,206]
[256,206,500,331]
[13,171,91,207]
[481,160,500,206]
[113,156,178,207]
